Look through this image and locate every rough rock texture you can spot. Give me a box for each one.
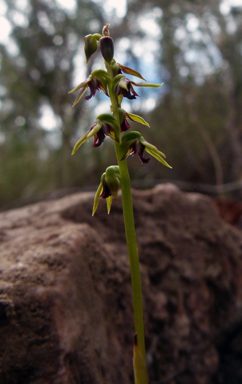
[0,184,242,384]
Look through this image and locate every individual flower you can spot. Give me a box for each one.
[115,77,140,100]
[120,131,172,168]
[69,70,109,107]
[92,166,121,215]
[119,108,150,132]
[72,114,119,154]
[115,76,163,105]
[89,121,113,147]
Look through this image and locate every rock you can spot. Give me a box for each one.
[0,184,242,384]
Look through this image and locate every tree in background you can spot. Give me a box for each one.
[1,0,242,209]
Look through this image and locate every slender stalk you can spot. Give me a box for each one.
[106,63,148,383]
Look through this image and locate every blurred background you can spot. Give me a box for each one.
[1,0,242,211]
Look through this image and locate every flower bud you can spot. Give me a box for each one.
[84,34,100,63]
[102,23,110,36]
[100,36,114,63]
[104,166,120,200]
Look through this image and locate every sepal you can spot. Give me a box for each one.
[134,82,164,88]
[118,63,146,81]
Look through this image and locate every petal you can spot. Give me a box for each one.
[137,143,150,164]
[101,179,112,198]
[122,88,137,100]
[72,131,89,154]
[72,85,88,106]
[121,118,130,132]
[86,122,102,140]
[69,81,88,94]
[126,113,150,127]
[145,147,172,168]
[92,175,105,216]
[129,84,140,97]
[93,129,106,147]
[106,196,113,214]
[133,82,164,88]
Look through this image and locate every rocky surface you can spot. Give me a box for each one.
[0,184,242,384]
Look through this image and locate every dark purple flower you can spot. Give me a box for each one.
[115,78,140,100]
[120,118,130,132]
[84,77,109,101]
[120,131,172,168]
[128,141,150,164]
[92,122,114,147]
[69,71,109,107]
[100,179,111,198]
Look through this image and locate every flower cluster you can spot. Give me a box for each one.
[70,23,171,213]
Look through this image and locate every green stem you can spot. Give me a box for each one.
[106,62,148,384]
[115,143,146,356]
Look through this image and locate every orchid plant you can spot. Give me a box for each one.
[70,24,171,384]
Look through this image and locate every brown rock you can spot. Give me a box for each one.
[0,184,242,384]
